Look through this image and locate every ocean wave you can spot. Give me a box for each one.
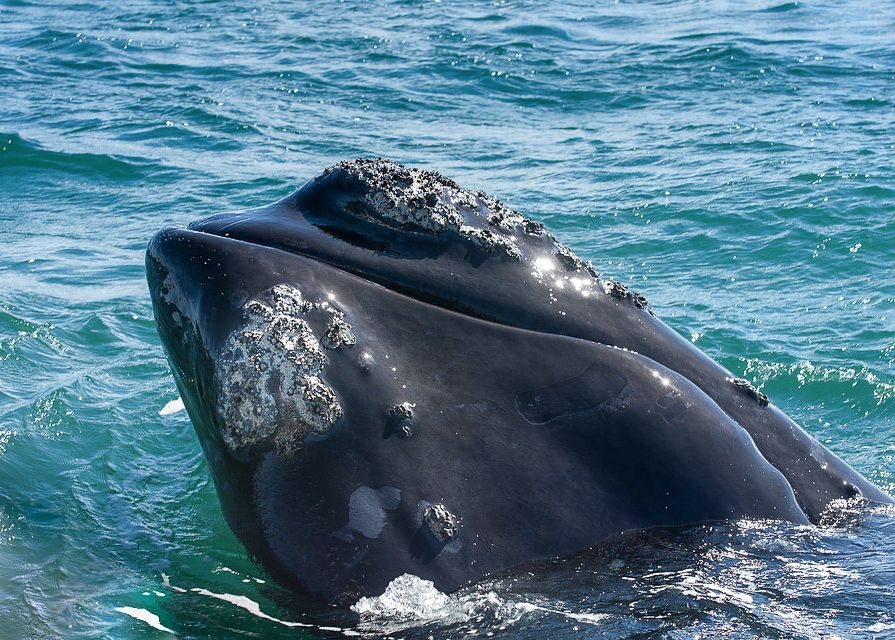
[0,132,164,180]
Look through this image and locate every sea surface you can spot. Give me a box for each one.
[1,0,894,638]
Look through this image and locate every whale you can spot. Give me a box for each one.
[146,158,891,603]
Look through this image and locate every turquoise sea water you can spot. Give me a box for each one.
[1,0,894,637]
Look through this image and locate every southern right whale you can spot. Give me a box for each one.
[146,158,891,602]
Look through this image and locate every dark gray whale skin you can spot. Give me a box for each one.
[147,159,890,603]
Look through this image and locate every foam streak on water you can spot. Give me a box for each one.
[114,607,175,635]
[0,0,893,638]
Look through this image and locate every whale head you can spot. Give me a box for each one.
[146,158,885,602]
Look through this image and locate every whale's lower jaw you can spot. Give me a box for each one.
[146,159,890,602]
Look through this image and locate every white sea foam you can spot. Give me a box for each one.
[161,573,361,636]
[352,574,452,620]
[351,573,608,633]
[159,397,184,416]
[115,606,175,634]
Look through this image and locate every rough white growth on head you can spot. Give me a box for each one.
[412,500,462,554]
[357,351,375,370]
[726,376,769,407]
[554,244,599,278]
[459,224,522,260]
[155,271,199,347]
[215,284,345,457]
[327,158,527,260]
[601,279,652,313]
[158,274,182,323]
[392,401,415,414]
[387,402,416,438]
[423,503,459,542]
[321,311,357,349]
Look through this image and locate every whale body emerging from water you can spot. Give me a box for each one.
[146,159,891,603]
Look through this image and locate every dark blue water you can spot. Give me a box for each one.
[1,1,894,637]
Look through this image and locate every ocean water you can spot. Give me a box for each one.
[1,0,894,637]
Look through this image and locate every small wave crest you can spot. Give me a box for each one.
[0,132,162,181]
[351,574,607,635]
[352,574,453,621]
[159,397,185,416]
[115,607,174,634]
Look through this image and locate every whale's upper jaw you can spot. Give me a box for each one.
[186,158,617,326]
[192,157,560,266]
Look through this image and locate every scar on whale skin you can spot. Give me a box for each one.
[338,485,402,541]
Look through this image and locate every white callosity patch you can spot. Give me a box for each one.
[727,376,770,407]
[158,273,185,327]
[423,503,459,543]
[156,270,199,345]
[321,310,356,350]
[327,158,527,260]
[215,284,350,457]
[554,243,599,278]
[414,500,462,555]
[327,158,656,319]
[387,402,415,438]
[601,279,652,313]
